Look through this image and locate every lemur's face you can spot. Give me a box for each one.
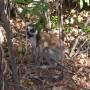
[27,24,36,37]
[27,24,37,47]
[27,25,35,33]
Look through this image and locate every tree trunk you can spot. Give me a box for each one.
[0,0,20,90]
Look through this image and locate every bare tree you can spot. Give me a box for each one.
[0,0,20,90]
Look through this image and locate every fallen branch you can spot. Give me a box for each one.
[70,36,80,57]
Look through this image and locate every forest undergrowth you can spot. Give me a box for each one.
[0,4,90,90]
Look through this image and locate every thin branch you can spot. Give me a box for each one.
[70,36,80,57]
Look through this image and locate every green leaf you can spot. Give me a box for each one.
[83,26,90,33]
[35,16,47,32]
[79,0,84,9]
[51,16,58,29]
[85,0,90,6]
[15,0,33,4]
[21,1,48,16]
[21,7,32,16]
[64,27,71,33]
[78,22,85,29]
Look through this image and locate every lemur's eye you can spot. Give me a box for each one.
[30,29,35,33]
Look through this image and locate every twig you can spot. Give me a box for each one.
[72,36,89,58]
[0,44,8,90]
[0,45,8,75]
[70,36,80,57]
